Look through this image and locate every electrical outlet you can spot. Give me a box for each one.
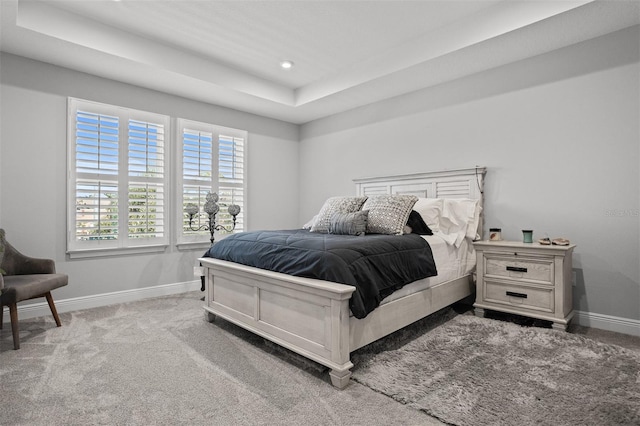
[193,266,204,277]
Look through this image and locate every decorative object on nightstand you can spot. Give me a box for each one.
[552,237,570,246]
[473,240,576,331]
[522,230,533,243]
[185,192,241,245]
[489,228,502,241]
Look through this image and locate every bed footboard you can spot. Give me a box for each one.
[200,258,357,388]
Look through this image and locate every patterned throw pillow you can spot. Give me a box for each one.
[328,210,369,236]
[310,196,368,234]
[363,195,418,235]
[302,215,318,230]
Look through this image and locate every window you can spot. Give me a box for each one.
[68,98,170,255]
[177,119,246,245]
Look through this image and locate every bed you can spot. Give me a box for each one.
[200,167,486,388]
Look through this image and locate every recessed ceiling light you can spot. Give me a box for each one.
[280,60,294,70]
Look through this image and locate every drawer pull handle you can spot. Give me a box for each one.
[506,266,528,273]
[506,291,528,299]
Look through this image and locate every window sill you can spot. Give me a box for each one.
[67,244,168,259]
[176,242,213,251]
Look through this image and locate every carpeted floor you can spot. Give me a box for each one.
[1,292,639,425]
[0,292,441,426]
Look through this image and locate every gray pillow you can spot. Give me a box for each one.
[328,210,369,236]
[310,196,368,234]
[362,195,418,235]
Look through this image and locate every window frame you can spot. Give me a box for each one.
[175,118,247,247]
[67,98,171,258]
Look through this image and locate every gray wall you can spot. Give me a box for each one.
[299,27,640,321]
[0,53,300,301]
[2,26,639,323]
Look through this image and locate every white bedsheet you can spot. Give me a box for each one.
[380,234,476,305]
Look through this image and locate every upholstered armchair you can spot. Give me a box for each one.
[0,230,68,350]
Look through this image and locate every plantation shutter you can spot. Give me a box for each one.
[68,98,170,254]
[74,109,120,243]
[177,119,247,244]
[217,134,245,232]
[128,119,166,240]
[181,127,214,238]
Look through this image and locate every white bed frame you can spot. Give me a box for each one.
[201,167,486,388]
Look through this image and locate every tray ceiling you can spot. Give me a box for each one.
[1,0,639,124]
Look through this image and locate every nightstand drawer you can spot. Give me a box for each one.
[484,281,554,313]
[484,254,554,285]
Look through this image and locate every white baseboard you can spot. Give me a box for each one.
[6,280,201,321]
[573,310,640,337]
[6,288,640,338]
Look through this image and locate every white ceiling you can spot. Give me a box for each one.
[1,0,639,124]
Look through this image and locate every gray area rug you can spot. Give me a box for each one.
[350,312,640,426]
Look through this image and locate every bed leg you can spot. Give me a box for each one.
[329,369,351,389]
[205,311,216,323]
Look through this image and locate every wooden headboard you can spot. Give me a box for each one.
[353,167,487,237]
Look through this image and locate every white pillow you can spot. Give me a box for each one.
[413,198,443,233]
[439,198,480,247]
[466,201,482,240]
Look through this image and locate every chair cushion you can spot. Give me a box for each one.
[1,274,68,304]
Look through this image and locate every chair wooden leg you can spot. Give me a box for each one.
[45,292,62,327]
[9,303,20,350]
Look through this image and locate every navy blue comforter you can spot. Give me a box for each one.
[203,229,437,319]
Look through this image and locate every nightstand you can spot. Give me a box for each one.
[473,240,576,331]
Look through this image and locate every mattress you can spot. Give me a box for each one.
[379,234,476,305]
